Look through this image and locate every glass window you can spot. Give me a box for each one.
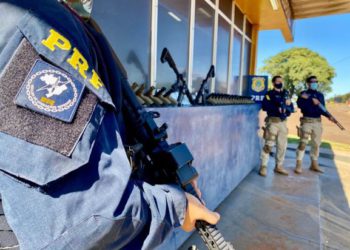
[234,5,244,31]
[192,0,215,92]
[241,40,251,95]
[157,0,190,88]
[215,17,230,93]
[230,30,242,94]
[245,19,253,38]
[219,0,232,18]
[92,0,151,86]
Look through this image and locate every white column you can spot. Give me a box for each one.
[150,0,158,87]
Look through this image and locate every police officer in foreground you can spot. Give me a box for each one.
[294,76,336,174]
[259,76,294,177]
[0,0,219,249]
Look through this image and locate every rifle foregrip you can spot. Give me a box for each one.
[183,183,235,250]
[195,221,235,250]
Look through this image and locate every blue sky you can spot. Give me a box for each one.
[257,13,350,98]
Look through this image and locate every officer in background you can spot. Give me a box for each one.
[259,76,294,177]
[0,0,219,249]
[294,76,335,174]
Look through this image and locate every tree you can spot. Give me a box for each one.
[260,47,336,97]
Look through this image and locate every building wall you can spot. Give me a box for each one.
[147,104,261,248]
[92,0,257,96]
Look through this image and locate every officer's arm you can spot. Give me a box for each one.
[122,180,218,249]
[286,101,294,115]
[262,93,278,113]
[297,93,309,110]
[319,93,330,118]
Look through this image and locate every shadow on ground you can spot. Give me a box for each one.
[180,145,350,250]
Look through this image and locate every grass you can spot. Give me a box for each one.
[288,134,350,153]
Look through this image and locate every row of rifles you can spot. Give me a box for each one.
[131,48,255,107]
[131,83,178,106]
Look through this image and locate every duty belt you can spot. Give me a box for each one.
[301,117,321,123]
[266,117,283,123]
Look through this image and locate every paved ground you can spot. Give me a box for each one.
[259,103,350,145]
[0,196,18,249]
[2,148,349,250]
[180,148,350,250]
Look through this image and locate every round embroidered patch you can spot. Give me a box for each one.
[26,69,78,113]
[14,59,85,123]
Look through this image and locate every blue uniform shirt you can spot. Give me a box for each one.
[262,89,294,120]
[297,89,329,118]
[0,1,186,249]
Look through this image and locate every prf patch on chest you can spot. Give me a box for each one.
[0,38,98,156]
[15,59,85,123]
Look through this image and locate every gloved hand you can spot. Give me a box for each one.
[181,192,220,232]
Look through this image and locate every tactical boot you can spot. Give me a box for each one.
[259,165,267,177]
[274,165,289,175]
[294,160,302,174]
[310,160,324,173]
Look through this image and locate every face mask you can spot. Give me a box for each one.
[274,83,283,89]
[310,82,318,90]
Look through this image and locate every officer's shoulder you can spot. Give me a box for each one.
[317,91,325,97]
[264,90,274,100]
[299,90,307,96]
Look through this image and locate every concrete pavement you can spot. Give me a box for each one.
[180,147,350,250]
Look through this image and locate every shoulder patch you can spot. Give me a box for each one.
[14,59,85,123]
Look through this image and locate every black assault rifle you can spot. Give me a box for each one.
[161,48,195,106]
[318,103,345,130]
[304,94,345,131]
[69,9,235,250]
[194,65,215,105]
[121,64,234,250]
[83,18,234,249]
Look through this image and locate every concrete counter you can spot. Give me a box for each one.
[148,104,261,248]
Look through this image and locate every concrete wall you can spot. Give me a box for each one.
[148,104,261,249]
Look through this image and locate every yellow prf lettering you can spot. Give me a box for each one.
[42,29,71,52]
[89,69,104,89]
[67,48,89,79]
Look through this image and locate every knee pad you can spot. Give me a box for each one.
[263,145,272,153]
[298,142,306,151]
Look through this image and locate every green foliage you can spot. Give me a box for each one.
[260,47,336,97]
[328,92,350,103]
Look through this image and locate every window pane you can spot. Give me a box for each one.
[192,0,215,92]
[157,0,190,88]
[230,30,242,94]
[234,5,244,30]
[219,0,232,19]
[215,17,230,93]
[92,0,151,86]
[245,19,253,38]
[241,40,251,95]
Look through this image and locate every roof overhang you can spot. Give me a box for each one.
[291,0,350,19]
[235,0,294,42]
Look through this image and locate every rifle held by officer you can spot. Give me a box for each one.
[119,63,234,250]
[81,17,234,250]
[317,103,345,130]
[303,93,345,131]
